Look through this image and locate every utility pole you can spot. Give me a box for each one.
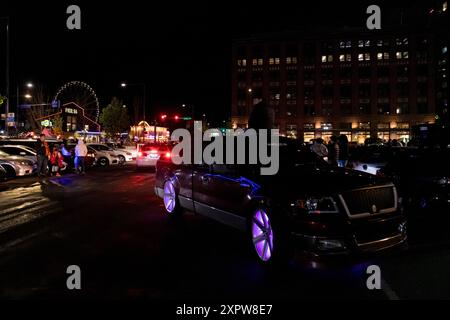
[1,17,10,134]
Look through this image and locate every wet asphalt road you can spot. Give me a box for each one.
[0,164,449,300]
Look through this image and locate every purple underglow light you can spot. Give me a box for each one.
[252,209,273,261]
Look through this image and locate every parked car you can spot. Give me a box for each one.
[106,142,138,159]
[87,143,130,164]
[136,143,171,168]
[155,138,407,264]
[378,149,450,214]
[0,164,7,181]
[86,146,119,167]
[0,151,35,177]
[0,145,37,164]
[0,138,62,151]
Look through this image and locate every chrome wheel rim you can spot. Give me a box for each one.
[163,181,176,213]
[251,209,273,261]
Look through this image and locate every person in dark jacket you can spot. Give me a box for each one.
[327,135,339,166]
[338,134,349,168]
[35,134,51,177]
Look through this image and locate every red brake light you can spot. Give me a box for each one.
[165,152,171,158]
[137,151,143,157]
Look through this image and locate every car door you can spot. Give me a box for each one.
[193,163,255,231]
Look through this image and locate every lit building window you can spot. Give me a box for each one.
[377,52,389,60]
[377,40,383,47]
[396,38,409,46]
[359,40,370,48]
[274,58,280,65]
[321,55,333,63]
[339,54,345,62]
[339,41,352,49]
[269,58,274,65]
[286,57,298,64]
[258,58,264,65]
[358,53,370,61]
[346,54,351,61]
[444,1,447,11]
[252,59,257,66]
[396,52,409,59]
[237,59,247,66]
[397,122,410,129]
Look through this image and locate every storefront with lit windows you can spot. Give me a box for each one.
[36,102,101,135]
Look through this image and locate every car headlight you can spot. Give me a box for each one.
[296,197,339,215]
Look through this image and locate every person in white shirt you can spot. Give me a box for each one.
[74,139,88,174]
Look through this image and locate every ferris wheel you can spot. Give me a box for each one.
[54,81,100,122]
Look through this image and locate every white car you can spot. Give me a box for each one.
[0,151,35,177]
[106,143,138,159]
[136,143,170,168]
[87,143,132,164]
[0,145,37,164]
[86,146,119,167]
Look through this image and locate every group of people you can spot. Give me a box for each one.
[310,135,349,167]
[35,135,89,178]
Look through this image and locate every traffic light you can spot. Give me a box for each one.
[174,115,179,120]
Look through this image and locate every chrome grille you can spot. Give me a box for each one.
[340,185,396,218]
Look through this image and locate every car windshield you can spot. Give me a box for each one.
[140,144,169,152]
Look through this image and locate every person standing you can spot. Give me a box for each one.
[50,147,63,177]
[310,138,328,159]
[35,134,51,178]
[338,135,349,168]
[74,139,88,174]
[327,135,340,166]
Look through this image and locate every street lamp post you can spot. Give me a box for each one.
[16,82,33,132]
[120,82,147,121]
[1,17,10,134]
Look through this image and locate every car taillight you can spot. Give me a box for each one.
[165,152,171,158]
[138,151,148,157]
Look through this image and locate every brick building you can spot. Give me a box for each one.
[231,24,442,144]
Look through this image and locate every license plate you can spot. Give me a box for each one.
[149,154,159,159]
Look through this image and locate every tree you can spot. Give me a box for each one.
[99,97,130,137]
[52,116,63,136]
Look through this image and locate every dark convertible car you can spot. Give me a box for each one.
[155,138,407,264]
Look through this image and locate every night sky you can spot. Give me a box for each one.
[1,0,433,125]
